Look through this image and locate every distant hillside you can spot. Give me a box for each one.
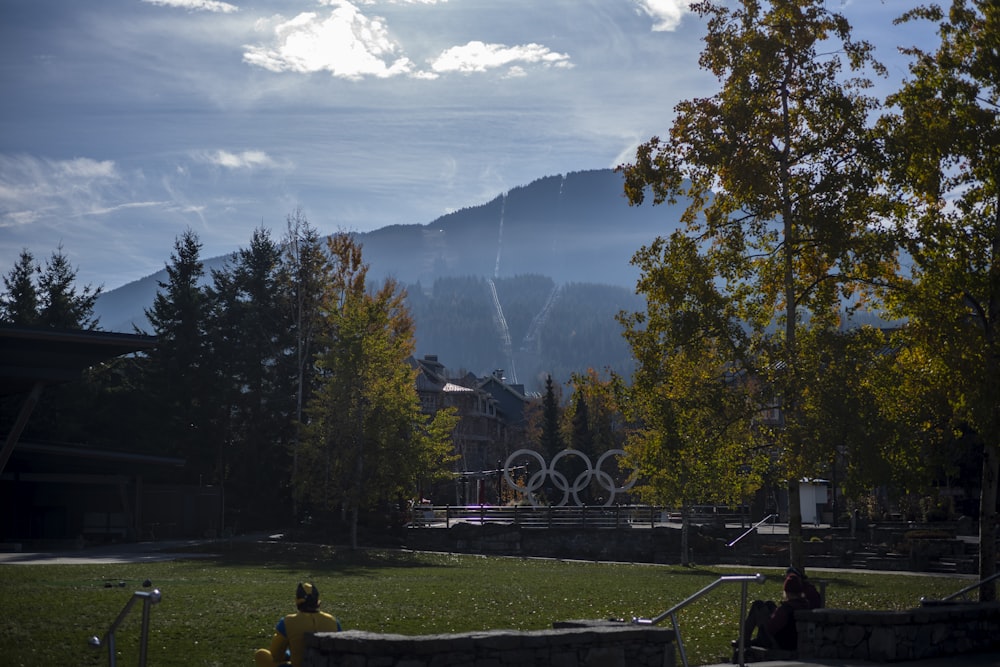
[91,169,678,387]
[90,168,898,390]
[407,275,644,391]
[93,169,678,333]
[359,168,676,288]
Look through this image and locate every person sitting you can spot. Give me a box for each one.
[764,573,812,650]
[738,573,813,654]
[254,582,341,667]
[786,565,822,609]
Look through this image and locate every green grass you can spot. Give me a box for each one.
[0,542,970,666]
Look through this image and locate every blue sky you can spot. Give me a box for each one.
[1,0,936,291]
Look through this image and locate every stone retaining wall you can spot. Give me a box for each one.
[303,623,677,667]
[796,602,1000,662]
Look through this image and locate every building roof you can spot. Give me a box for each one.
[0,325,159,475]
[442,382,474,393]
[0,325,157,396]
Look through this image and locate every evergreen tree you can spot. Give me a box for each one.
[567,389,595,503]
[540,374,563,458]
[0,246,101,329]
[36,246,102,329]
[569,391,593,456]
[0,249,40,326]
[142,230,216,486]
[569,368,628,456]
[207,227,294,528]
[281,208,330,511]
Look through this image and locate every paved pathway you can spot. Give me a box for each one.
[0,534,267,564]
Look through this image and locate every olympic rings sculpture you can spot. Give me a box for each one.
[503,448,637,507]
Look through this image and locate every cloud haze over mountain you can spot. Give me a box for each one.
[1,0,935,291]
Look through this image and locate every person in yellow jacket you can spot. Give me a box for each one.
[254,582,341,667]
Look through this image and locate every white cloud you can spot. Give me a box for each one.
[243,2,414,79]
[504,66,527,79]
[0,155,121,227]
[54,157,119,181]
[429,41,572,75]
[634,0,689,32]
[203,149,275,169]
[141,0,239,13]
[83,200,173,217]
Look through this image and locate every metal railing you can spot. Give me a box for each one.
[410,504,750,529]
[726,513,777,548]
[921,571,1000,605]
[632,573,766,667]
[89,588,162,666]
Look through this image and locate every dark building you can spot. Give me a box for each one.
[411,355,532,504]
[1,326,221,547]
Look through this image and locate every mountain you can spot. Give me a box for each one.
[93,169,679,333]
[92,168,680,389]
[358,168,677,288]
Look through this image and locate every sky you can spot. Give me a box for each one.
[1,0,938,291]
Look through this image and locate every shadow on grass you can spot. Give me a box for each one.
[186,540,453,575]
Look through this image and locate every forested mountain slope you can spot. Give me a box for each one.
[94,169,671,389]
[407,275,643,391]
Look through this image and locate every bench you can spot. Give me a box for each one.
[83,512,128,540]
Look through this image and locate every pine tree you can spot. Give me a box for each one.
[0,249,40,326]
[207,227,294,528]
[0,246,101,329]
[540,375,563,459]
[569,391,593,456]
[37,246,102,329]
[142,230,215,484]
[281,209,330,514]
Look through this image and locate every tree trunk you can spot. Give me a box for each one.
[350,504,359,551]
[788,478,803,571]
[981,210,1000,601]
[980,442,998,601]
[681,504,690,566]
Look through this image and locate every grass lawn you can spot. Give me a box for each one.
[0,541,971,666]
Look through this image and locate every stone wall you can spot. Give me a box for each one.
[796,602,1000,662]
[303,623,677,667]
[404,522,981,573]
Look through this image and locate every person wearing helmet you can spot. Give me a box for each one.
[254,582,342,667]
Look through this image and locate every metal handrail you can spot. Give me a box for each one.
[632,573,766,667]
[89,588,162,666]
[921,571,1000,604]
[415,504,750,529]
[726,514,777,548]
